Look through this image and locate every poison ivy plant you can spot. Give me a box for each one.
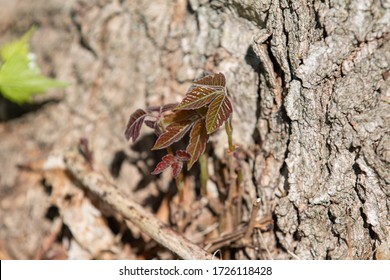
[0,27,68,104]
[151,150,191,178]
[125,72,233,182]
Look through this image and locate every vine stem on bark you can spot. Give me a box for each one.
[63,148,213,260]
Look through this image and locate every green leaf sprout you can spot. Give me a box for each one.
[0,27,68,104]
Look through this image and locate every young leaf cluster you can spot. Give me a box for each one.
[0,27,68,104]
[125,72,233,177]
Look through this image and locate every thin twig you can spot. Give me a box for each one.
[287,250,301,260]
[244,198,261,239]
[204,228,246,252]
[64,148,212,260]
[256,229,273,260]
[34,218,63,260]
[199,153,208,196]
[244,199,273,260]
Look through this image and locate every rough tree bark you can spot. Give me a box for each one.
[0,0,389,259]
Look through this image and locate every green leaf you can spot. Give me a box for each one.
[0,27,68,104]
[0,56,68,104]
[151,120,193,150]
[0,26,36,63]
[205,93,233,134]
[186,119,208,170]
[176,86,218,110]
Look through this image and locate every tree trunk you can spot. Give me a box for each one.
[0,0,389,259]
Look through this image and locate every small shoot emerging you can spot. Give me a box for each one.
[125,72,233,195]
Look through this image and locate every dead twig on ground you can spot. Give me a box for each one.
[204,227,247,253]
[34,218,63,260]
[63,148,212,260]
[244,198,261,240]
[244,199,273,260]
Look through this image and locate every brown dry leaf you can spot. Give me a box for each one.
[155,193,170,224]
[43,169,118,258]
[0,164,52,259]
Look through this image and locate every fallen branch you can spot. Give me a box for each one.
[64,148,212,260]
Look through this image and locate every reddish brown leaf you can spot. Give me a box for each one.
[193,72,226,88]
[176,87,218,110]
[151,153,184,178]
[175,150,191,161]
[146,105,162,112]
[162,154,176,164]
[147,103,179,113]
[161,103,180,112]
[151,154,175,175]
[144,120,163,135]
[205,93,232,134]
[186,119,208,169]
[151,121,193,150]
[125,109,147,142]
[154,125,163,136]
[171,161,183,178]
[163,110,199,124]
[144,120,156,129]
